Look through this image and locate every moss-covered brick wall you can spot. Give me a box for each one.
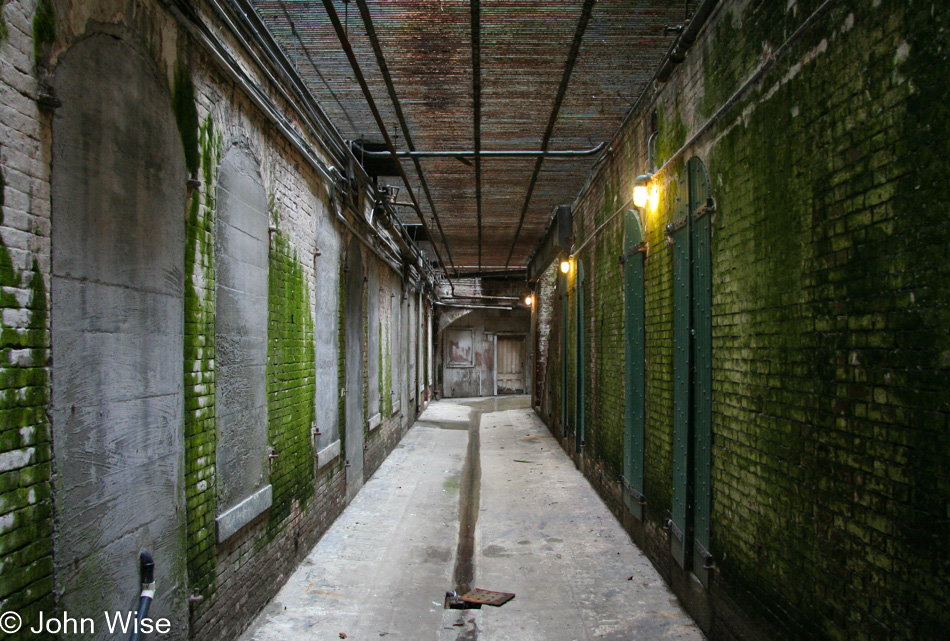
[183,108,220,603]
[267,228,316,528]
[540,1,950,640]
[0,205,52,638]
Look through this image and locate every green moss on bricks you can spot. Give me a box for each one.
[184,115,220,598]
[655,104,686,170]
[266,229,317,532]
[0,192,52,618]
[31,0,55,66]
[172,63,200,175]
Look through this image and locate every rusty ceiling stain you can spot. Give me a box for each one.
[251,0,693,274]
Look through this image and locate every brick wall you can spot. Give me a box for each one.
[0,1,54,635]
[0,0,428,638]
[540,1,950,640]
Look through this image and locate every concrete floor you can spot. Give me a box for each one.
[240,397,704,641]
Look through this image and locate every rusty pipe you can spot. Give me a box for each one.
[352,142,606,159]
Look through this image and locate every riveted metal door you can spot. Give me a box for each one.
[671,218,692,569]
[575,259,586,453]
[560,270,569,430]
[689,157,713,584]
[623,210,646,520]
[496,336,525,394]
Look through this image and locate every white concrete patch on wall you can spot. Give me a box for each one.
[215,484,274,542]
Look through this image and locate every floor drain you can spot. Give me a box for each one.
[446,588,515,609]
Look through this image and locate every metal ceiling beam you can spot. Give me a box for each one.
[320,0,454,286]
[353,0,457,272]
[353,142,606,159]
[504,0,596,268]
[471,0,483,270]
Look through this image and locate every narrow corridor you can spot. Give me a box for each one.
[240,397,703,641]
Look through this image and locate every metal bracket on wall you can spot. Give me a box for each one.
[695,539,715,570]
[666,518,684,542]
[620,475,647,506]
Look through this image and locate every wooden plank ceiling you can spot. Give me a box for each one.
[250,0,694,275]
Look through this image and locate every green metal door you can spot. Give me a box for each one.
[670,217,692,570]
[670,158,714,577]
[689,158,713,584]
[560,270,569,432]
[575,259,586,453]
[623,210,646,520]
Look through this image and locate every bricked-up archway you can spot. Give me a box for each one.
[344,237,365,502]
[214,141,271,537]
[50,33,187,636]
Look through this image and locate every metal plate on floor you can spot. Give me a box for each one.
[460,589,515,607]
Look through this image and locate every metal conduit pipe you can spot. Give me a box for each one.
[435,302,514,311]
[168,1,440,297]
[656,0,720,82]
[574,0,720,211]
[215,0,350,165]
[353,0,458,274]
[448,295,522,301]
[333,204,402,275]
[354,142,606,159]
[326,0,455,289]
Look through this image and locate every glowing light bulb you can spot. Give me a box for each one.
[525,295,534,305]
[560,260,571,274]
[633,184,649,208]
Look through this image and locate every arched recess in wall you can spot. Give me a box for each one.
[390,279,401,415]
[313,202,342,468]
[623,209,647,521]
[50,33,187,632]
[366,258,381,431]
[214,140,271,540]
[408,288,418,413]
[344,237,365,502]
[670,156,714,585]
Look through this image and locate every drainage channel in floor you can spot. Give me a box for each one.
[443,396,531,612]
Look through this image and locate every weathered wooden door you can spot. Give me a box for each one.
[496,336,525,394]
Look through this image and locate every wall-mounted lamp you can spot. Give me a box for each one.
[633,173,654,209]
[524,295,534,306]
[560,259,571,274]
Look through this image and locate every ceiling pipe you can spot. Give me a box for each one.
[574,0,720,222]
[445,295,522,301]
[321,0,456,296]
[353,142,606,159]
[471,0,483,270]
[504,0,597,269]
[656,0,720,82]
[181,0,439,293]
[435,302,514,311]
[352,0,458,276]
